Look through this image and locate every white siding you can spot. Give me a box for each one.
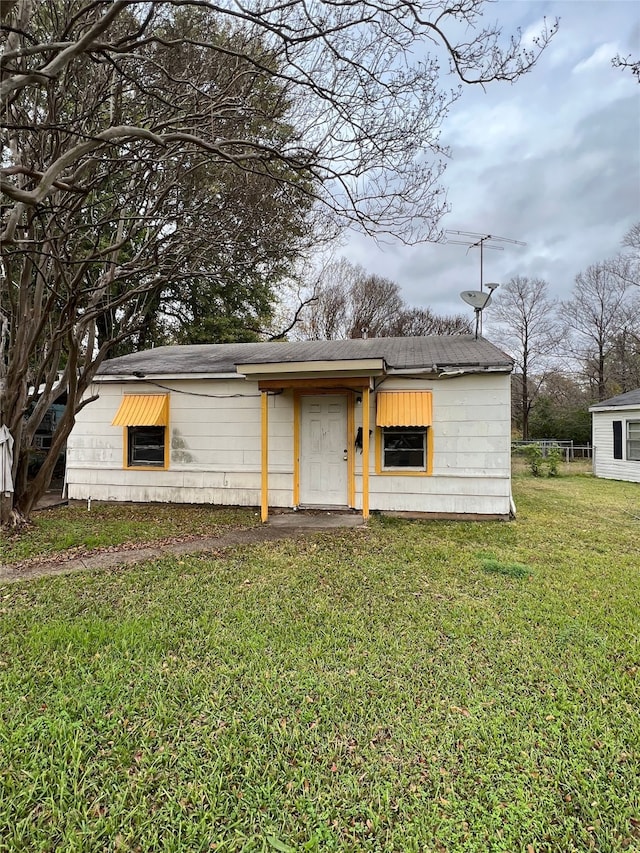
[67,371,513,517]
[592,408,640,483]
[67,379,295,506]
[358,373,512,517]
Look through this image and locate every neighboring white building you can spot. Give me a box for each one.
[590,389,640,484]
[66,336,515,520]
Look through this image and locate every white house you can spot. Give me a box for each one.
[66,336,515,520]
[590,389,640,483]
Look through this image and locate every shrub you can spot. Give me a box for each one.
[523,444,543,476]
[547,446,562,477]
[522,443,562,477]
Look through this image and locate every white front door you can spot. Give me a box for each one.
[299,395,348,506]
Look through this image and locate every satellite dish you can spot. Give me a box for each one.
[460,290,491,310]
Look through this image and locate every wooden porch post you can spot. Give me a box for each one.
[261,390,269,522]
[362,385,370,520]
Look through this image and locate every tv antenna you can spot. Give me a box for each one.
[445,230,526,292]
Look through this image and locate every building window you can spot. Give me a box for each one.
[111,394,169,470]
[382,427,427,470]
[627,421,640,461]
[375,390,432,475]
[127,426,166,467]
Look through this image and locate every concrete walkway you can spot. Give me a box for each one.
[1,510,364,585]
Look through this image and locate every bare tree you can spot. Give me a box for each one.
[620,222,640,302]
[1,0,556,522]
[297,258,471,339]
[388,307,472,336]
[622,222,640,255]
[489,276,561,440]
[563,261,635,401]
[347,275,406,339]
[299,260,403,339]
[607,325,640,393]
[296,258,355,340]
[612,54,640,83]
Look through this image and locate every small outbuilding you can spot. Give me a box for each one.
[66,335,515,520]
[590,389,640,483]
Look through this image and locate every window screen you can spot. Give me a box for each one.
[382,427,426,469]
[127,426,166,467]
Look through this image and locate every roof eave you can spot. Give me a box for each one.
[96,372,237,382]
[589,403,640,413]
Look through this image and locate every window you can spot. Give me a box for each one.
[627,421,640,461]
[111,394,169,469]
[382,427,427,469]
[128,426,166,467]
[375,391,432,475]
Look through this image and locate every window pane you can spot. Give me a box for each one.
[628,440,640,461]
[627,422,640,461]
[128,427,165,466]
[383,428,426,469]
[385,447,425,467]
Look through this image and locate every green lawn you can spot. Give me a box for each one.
[1,475,639,852]
[2,503,258,564]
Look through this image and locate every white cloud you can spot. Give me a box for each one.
[572,42,622,74]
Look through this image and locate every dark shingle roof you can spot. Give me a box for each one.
[590,388,640,410]
[97,336,513,377]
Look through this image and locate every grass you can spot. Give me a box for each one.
[479,556,532,578]
[1,503,258,564]
[1,475,639,852]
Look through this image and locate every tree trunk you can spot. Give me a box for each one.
[0,494,12,526]
[521,372,529,440]
[598,351,606,401]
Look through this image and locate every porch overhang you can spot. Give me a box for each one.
[236,357,385,388]
[252,365,377,525]
[257,376,373,392]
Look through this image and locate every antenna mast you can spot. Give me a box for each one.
[445,230,526,292]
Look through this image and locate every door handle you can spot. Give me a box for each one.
[343,449,348,460]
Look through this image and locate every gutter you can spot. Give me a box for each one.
[95,372,237,382]
[386,365,512,378]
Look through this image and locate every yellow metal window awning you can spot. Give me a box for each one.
[376,391,432,427]
[112,395,169,427]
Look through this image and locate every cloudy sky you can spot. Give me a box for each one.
[342,0,639,322]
